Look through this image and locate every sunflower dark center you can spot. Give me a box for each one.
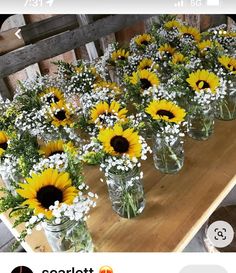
[141,40,149,46]
[110,136,129,153]
[227,64,236,71]
[183,33,194,40]
[164,51,173,58]
[37,185,63,209]
[156,109,175,119]
[140,78,152,90]
[196,80,210,89]
[49,150,64,157]
[117,56,126,60]
[47,95,59,104]
[54,110,66,121]
[0,142,8,150]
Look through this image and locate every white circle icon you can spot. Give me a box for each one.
[206,220,234,248]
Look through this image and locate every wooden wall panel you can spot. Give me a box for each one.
[177,15,185,21]
[228,17,236,30]
[200,15,227,31]
[0,79,13,99]
[24,14,53,24]
[6,70,28,92]
[115,21,146,47]
[144,15,160,32]
[39,51,76,75]
[2,15,40,96]
[99,33,116,54]
[25,14,77,76]
[184,14,200,29]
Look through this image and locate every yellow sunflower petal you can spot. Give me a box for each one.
[17,168,76,220]
[98,124,141,158]
[145,100,186,124]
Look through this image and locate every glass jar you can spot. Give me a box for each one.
[140,121,153,140]
[108,65,120,85]
[152,132,184,174]
[44,219,93,252]
[0,172,12,191]
[215,79,236,120]
[0,162,19,195]
[106,168,145,219]
[187,103,214,141]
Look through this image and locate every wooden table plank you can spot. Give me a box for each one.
[1,119,236,252]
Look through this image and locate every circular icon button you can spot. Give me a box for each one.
[206,220,234,248]
[11,266,33,273]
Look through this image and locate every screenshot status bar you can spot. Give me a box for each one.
[0,0,236,14]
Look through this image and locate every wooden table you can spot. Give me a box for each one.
[1,119,236,252]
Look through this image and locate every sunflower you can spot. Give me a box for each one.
[186,70,220,93]
[93,81,121,94]
[98,124,142,158]
[158,44,176,57]
[130,69,160,90]
[40,87,64,104]
[218,56,236,74]
[111,49,129,62]
[172,53,186,64]
[17,168,78,219]
[39,140,75,157]
[145,100,186,124]
[50,100,74,127]
[137,58,159,71]
[90,101,128,124]
[0,131,8,157]
[134,34,153,47]
[164,20,181,29]
[198,40,213,52]
[180,26,201,42]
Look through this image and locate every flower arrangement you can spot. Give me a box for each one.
[151,15,183,46]
[146,99,186,173]
[0,134,98,251]
[0,131,40,192]
[125,69,161,106]
[207,24,236,53]
[130,33,155,54]
[82,122,151,218]
[82,122,151,176]
[214,55,236,120]
[0,76,98,252]
[12,76,81,142]
[64,61,104,96]
[1,14,236,251]
[104,43,130,84]
[0,167,97,249]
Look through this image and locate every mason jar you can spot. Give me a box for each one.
[106,168,145,219]
[215,78,236,120]
[152,132,184,174]
[188,103,214,141]
[108,65,120,85]
[44,219,93,252]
